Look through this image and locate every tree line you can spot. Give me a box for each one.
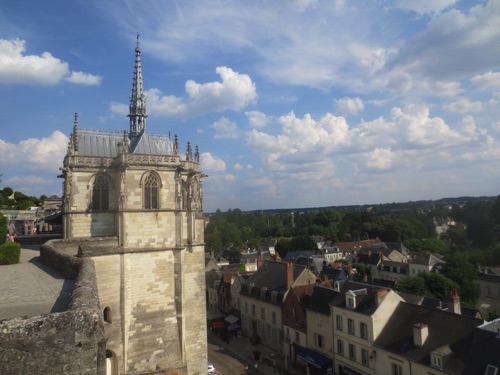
[205,196,500,307]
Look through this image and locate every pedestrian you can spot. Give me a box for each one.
[8,232,15,241]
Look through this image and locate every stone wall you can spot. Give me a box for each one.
[0,240,106,375]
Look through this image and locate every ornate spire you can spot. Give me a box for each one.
[186,141,192,161]
[194,145,200,163]
[68,112,79,154]
[128,33,147,138]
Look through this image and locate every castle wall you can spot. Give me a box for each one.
[0,240,106,375]
[93,250,185,374]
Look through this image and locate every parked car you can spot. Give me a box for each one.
[208,363,216,374]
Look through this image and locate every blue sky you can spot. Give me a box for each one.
[1,0,500,212]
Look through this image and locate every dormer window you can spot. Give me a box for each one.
[334,281,341,291]
[271,290,278,303]
[260,287,267,299]
[431,353,443,370]
[346,290,356,309]
[485,365,498,375]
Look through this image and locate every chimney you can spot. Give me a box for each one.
[287,262,294,288]
[374,288,388,306]
[450,289,461,315]
[257,252,263,269]
[413,323,429,347]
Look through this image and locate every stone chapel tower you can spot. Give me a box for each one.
[59,36,207,374]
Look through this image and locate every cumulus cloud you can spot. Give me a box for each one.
[470,71,500,91]
[443,98,483,113]
[210,117,240,139]
[246,111,271,128]
[391,104,469,147]
[65,71,102,85]
[127,66,256,118]
[334,97,365,115]
[200,152,226,172]
[0,38,100,86]
[0,131,68,171]
[186,66,257,113]
[0,39,69,85]
[361,148,395,170]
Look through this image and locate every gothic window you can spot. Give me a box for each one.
[92,175,109,210]
[144,172,160,209]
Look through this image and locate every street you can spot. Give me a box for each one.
[208,341,247,375]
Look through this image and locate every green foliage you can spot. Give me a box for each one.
[404,238,448,255]
[275,235,317,258]
[0,240,21,265]
[351,262,370,276]
[3,187,13,197]
[395,272,459,302]
[394,275,428,296]
[0,214,6,245]
[442,252,480,305]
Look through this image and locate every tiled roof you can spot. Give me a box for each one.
[334,239,383,253]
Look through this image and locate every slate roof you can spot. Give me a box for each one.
[219,249,259,264]
[320,266,348,282]
[305,285,339,315]
[456,318,500,374]
[410,253,445,266]
[240,260,308,303]
[294,256,325,273]
[284,250,316,261]
[374,302,483,373]
[76,128,174,157]
[329,280,391,316]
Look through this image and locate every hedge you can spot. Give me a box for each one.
[0,241,21,265]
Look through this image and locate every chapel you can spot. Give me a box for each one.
[58,36,208,374]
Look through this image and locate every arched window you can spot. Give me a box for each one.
[92,175,109,210]
[103,306,112,323]
[144,173,160,209]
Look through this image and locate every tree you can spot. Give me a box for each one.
[394,276,428,296]
[442,252,480,305]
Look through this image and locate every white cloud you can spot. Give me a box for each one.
[0,39,69,85]
[470,71,500,90]
[334,97,365,115]
[200,152,226,172]
[0,131,68,171]
[391,104,470,147]
[0,38,100,86]
[395,0,457,15]
[65,71,102,86]
[443,98,483,113]
[246,111,271,128]
[185,66,257,113]
[233,163,243,171]
[210,117,240,139]
[122,67,256,118]
[361,148,395,170]
[110,102,128,115]
[146,88,186,115]
[390,1,500,81]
